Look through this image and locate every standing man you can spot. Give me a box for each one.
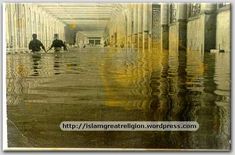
[47,34,67,52]
[28,34,46,52]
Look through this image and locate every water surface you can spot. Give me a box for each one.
[7,48,230,149]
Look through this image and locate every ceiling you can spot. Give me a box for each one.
[37,3,121,36]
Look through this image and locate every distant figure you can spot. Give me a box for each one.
[47,34,67,52]
[104,41,107,47]
[28,34,46,52]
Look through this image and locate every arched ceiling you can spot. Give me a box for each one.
[37,3,123,36]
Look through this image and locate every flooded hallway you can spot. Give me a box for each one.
[4,3,231,150]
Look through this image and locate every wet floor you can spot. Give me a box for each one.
[7,47,230,149]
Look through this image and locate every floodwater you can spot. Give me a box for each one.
[6,47,230,149]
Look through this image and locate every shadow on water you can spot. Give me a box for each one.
[6,48,230,149]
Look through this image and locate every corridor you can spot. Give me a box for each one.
[4,3,231,150]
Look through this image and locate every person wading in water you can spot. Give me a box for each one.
[47,34,67,52]
[28,34,46,52]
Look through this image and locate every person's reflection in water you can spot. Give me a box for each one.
[53,52,62,75]
[31,53,41,76]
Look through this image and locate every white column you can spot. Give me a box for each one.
[134,4,138,34]
[177,4,187,20]
[9,4,14,48]
[161,4,169,50]
[138,4,143,33]
[161,4,168,25]
[147,3,152,49]
[143,3,148,49]
[5,4,9,48]
[14,4,19,48]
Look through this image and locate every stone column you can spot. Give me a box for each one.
[127,9,132,48]
[147,4,152,49]
[138,4,143,48]
[161,4,169,50]
[143,3,149,49]
[133,4,138,48]
[18,4,23,48]
[22,5,26,48]
[15,4,19,49]
[25,4,29,48]
[5,5,9,48]
[177,4,187,50]
[201,3,217,52]
[126,11,129,48]
[9,4,14,48]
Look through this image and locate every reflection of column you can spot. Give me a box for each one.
[161,4,169,50]
[197,53,221,148]
[138,4,143,48]
[176,50,189,121]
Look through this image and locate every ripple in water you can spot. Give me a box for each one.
[6,48,230,149]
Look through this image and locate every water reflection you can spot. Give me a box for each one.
[31,53,41,76]
[6,47,230,149]
[54,52,62,75]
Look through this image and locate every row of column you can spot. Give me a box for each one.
[160,3,218,51]
[5,3,65,50]
[106,3,152,49]
[129,3,153,49]
[106,3,223,52]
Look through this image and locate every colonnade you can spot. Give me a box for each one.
[105,3,153,49]
[4,3,230,53]
[161,3,230,52]
[5,3,65,51]
[105,3,230,53]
